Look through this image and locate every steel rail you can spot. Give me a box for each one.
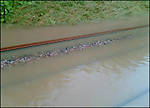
[0,24,149,52]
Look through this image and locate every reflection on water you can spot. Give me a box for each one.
[1,19,149,106]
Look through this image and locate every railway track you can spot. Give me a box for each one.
[1,24,149,52]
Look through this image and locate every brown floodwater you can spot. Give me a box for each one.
[1,16,149,107]
[1,15,148,48]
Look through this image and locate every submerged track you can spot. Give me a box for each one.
[0,24,149,52]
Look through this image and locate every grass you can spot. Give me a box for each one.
[2,1,149,27]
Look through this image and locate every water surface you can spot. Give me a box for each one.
[1,17,149,107]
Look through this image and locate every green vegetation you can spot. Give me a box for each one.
[1,1,149,27]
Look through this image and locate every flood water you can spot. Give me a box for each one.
[1,16,149,107]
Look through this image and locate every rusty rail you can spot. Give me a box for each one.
[1,24,149,52]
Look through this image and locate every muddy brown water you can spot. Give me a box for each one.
[1,16,149,106]
[1,15,148,48]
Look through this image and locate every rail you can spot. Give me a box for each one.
[0,24,149,52]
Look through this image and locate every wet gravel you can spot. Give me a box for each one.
[1,39,113,69]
